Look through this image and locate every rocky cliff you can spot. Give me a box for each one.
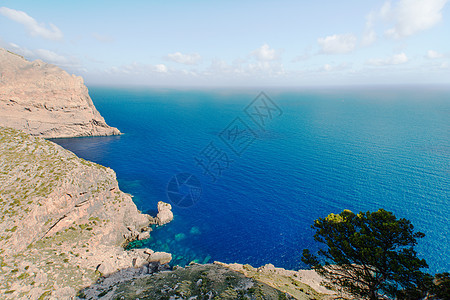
[0,127,332,300]
[0,127,171,299]
[0,48,120,138]
[0,49,332,299]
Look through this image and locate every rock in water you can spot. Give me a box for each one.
[156,201,174,225]
[0,48,120,138]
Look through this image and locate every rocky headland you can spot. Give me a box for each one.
[0,49,333,299]
[0,127,335,300]
[0,48,120,138]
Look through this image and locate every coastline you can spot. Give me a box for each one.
[0,126,332,299]
[0,48,333,299]
[0,127,172,298]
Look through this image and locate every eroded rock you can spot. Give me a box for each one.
[0,48,120,138]
[156,201,174,225]
[148,251,172,265]
[77,263,294,299]
[0,127,157,299]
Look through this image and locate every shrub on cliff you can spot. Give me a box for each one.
[301,209,437,300]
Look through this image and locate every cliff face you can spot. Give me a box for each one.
[0,127,169,299]
[0,48,120,138]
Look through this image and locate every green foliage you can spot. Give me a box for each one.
[302,209,432,300]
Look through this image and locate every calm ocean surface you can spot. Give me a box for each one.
[52,87,450,273]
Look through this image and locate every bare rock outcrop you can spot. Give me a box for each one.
[78,263,293,299]
[0,127,171,299]
[0,48,120,138]
[148,251,173,265]
[156,201,174,225]
[216,262,336,299]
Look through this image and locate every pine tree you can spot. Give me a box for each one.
[302,209,431,299]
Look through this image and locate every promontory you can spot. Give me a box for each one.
[0,48,120,138]
[0,49,334,300]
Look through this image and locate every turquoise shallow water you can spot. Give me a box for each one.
[52,86,450,273]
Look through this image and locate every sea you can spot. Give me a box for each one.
[51,86,450,274]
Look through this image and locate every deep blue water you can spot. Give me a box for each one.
[52,86,450,274]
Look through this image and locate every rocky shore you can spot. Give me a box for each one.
[0,49,333,299]
[0,126,334,300]
[0,48,120,138]
[0,127,172,299]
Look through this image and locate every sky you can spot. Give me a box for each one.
[0,0,449,87]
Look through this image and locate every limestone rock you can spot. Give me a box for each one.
[0,48,120,138]
[127,249,152,268]
[138,230,151,240]
[156,201,174,225]
[143,249,155,255]
[0,127,155,299]
[78,263,293,299]
[148,251,172,265]
[216,262,336,298]
[96,262,112,275]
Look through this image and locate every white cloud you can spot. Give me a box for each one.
[367,52,409,66]
[107,62,169,75]
[166,52,201,65]
[34,49,69,64]
[380,1,392,18]
[317,34,357,54]
[204,56,285,79]
[247,61,285,76]
[0,7,63,40]
[251,44,279,61]
[361,2,394,45]
[7,42,34,57]
[362,10,378,46]
[7,43,69,65]
[427,50,444,59]
[383,0,449,38]
[155,64,168,73]
[207,59,237,75]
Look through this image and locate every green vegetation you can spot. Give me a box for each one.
[77,263,291,299]
[302,209,449,300]
[6,50,24,59]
